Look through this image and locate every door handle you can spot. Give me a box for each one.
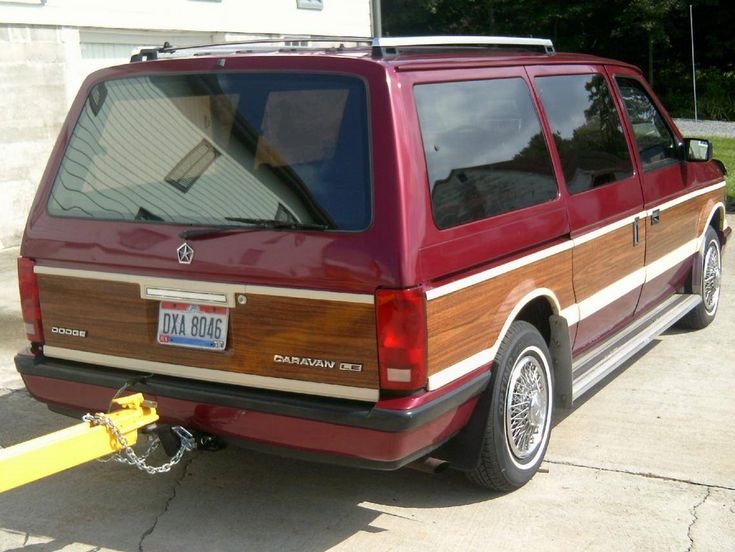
[651,209,660,225]
[633,217,640,246]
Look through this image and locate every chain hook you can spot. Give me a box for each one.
[82,413,194,474]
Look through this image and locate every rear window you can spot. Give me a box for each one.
[414,77,557,229]
[48,73,371,231]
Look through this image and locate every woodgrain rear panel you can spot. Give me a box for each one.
[426,249,574,376]
[38,274,379,389]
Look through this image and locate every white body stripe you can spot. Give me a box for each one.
[646,181,725,215]
[33,266,375,305]
[428,349,495,391]
[36,181,726,397]
[43,346,379,402]
[577,268,646,320]
[426,181,726,389]
[426,180,726,302]
[427,288,561,390]
[645,238,699,282]
[559,304,580,326]
[425,241,573,300]
[571,212,646,246]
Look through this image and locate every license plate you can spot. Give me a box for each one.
[157,302,228,351]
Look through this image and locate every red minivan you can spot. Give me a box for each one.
[15,36,729,490]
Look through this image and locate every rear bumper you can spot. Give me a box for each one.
[15,352,489,470]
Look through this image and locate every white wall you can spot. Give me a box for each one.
[0,1,373,248]
[0,25,74,248]
[0,0,372,37]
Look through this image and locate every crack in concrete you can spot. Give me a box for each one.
[544,459,735,492]
[137,455,194,552]
[685,487,711,552]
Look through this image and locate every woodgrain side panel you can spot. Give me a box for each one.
[38,275,379,389]
[695,189,727,236]
[647,199,699,262]
[426,250,574,376]
[572,222,646,300]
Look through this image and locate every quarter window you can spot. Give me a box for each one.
[615,77,679,171]
[415,78,557,229]
[536,74,634,195]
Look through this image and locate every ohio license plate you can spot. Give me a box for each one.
[157,302,228,351]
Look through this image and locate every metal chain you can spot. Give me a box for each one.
[82,413,195,474]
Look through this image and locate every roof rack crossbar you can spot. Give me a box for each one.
[130,36,372,62]
[371,35,555,57]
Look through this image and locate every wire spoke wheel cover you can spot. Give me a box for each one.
[504,351,549,462]
[467,322,554,490]
[702,238,721,315]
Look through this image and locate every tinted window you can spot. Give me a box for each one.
[48,73,371,230]
[615,77,679,171]
[536,74,633,194]
[415,78,557,229]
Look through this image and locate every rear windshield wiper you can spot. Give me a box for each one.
[178,217,330,240]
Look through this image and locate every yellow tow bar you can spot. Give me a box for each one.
[0,393,159,493]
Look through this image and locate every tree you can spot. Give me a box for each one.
[611,0,684,86]
[381,0,735,118]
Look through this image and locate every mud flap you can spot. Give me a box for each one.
[431,372,494,471]
[433,314,573,470]
[549,314,573,408]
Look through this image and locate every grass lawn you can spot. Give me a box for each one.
[704,135,735,202]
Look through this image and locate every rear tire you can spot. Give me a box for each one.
[467,321,553,491]
[679,226,722,330]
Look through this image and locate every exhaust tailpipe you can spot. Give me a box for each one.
[406,457,450,474]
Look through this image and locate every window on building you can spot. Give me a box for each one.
[535,73,634,195]
[297,0,323,10]
[415,77,558,229]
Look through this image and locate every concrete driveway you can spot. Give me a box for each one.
[1,217,733,552]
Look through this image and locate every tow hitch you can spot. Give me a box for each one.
[0,393,196,493]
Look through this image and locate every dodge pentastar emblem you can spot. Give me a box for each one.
[177,242,194,264]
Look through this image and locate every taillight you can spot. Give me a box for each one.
[375,286,427,391]
[17,257,44,344]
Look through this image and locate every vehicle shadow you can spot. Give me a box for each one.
[0,334,673,551]
[0,390,499,552]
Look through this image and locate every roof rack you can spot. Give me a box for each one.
[129,35,555,63]
[130,36,372,62]
[371,36,555,57]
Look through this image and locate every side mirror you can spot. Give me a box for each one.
[684,138,713,162]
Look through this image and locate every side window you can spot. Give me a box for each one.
[414,77,558,229]
[615,76,679,172]
[536,73,634,195]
